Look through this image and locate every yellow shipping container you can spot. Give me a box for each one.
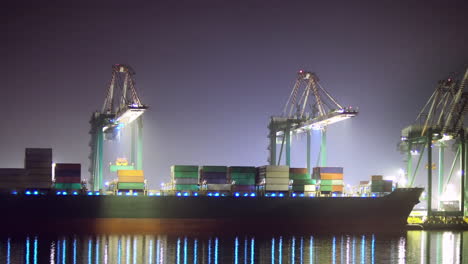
[118,176,145,183]
[320,173,343,180]
[117,170,144,177]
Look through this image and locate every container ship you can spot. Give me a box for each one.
[0,149,423,234]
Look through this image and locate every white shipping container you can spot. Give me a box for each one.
[265,172,289,178]
[304,185,317,192]
[265,184,289,191]
[259,165,289,173]
[265,178,290,185]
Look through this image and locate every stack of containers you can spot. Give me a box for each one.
[370,175,392,193]
[289,168,316,192]
[117,170,145,190]
[171,165,199,191]
[257,165,289,192]
[24,148,53,189]
[0,169,27,190]
[229,166,256,193]
[54,163,81,190]
[200,166,229,191]
[313,167,344,194]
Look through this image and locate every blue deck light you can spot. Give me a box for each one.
[299,193,305,197]
[148,192,154,196]
[292,193,297,197]
[62,191,68,195]
[117,192,122,196]
[177,192,182,197]
[250,193,256,197]
[156,192,161,196]
[73,191,78,195]
[193,192,198,196]
[11,191,18,195]
[25,191,31,195]
[95,192,100,195]
[207,192,213,196]
[126,192,131,196]
[214,192,220,197]
[243,193,248,197]
[88,191,93,196]
[33,190,39,195]
[279,193,284,197]
[234,192,240,197]
[271,193,276,197]
[183,192,189,197]
[265,193,270,197]
[56,191,62,195]
[133,192,138,196]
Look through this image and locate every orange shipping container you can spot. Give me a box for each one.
[289,168,307,174]
[118,176,144,183]
[320,173,343,180]
[332,185,343,192]
[117,170,144,177]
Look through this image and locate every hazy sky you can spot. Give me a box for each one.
[2,0,467,187]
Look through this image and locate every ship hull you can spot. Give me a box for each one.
[0,188,423,234]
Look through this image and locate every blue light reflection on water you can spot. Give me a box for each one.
[0,231,466,263]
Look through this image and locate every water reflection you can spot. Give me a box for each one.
[0,231,466,263]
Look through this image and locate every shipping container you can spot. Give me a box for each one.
[231,185,256,192]
[231,178,255,185]
[54,183,82,189]
[171,165,199,172]
[264,184,289,191]
[289,168,307,174]
[371,175,383,181]
[258,165,289,173]
[313,167,344,174]
[228,166,256,173]
[319,173,344,180]
[259,172,289,178]
[171,171,198,178]
[229,173,256,179]
[205,184,231,191]
[117,170,144,177]
[118,176,145,183]
[117,182,145,190]
[321,179,343,185]
[174,178,199,185]
[292,179,316,185]
[174,184,199,191]
[199,166,227,173]
[289,173,310,180]
[304,185,317,192]
[265,178,290,185]
[55,176,81,183]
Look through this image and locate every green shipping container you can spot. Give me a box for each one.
[200,166,227,173]
[172,171,199,178]
[54,183,82,189]
[109,165,135,172]
[292,185,306,192]
[117,182,145,190]
[231,178,255,185]
[171,165,199,172]
[230,173,256,179]
[320,185,333,192]
[293,179,316,185]
[321,180,343,185]
[174,184,199,191]
[289,173,310,180]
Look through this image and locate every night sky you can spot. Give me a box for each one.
[3,0,468,188]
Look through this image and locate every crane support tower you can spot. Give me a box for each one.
[400,68,468,219]
[89,64,148,191]
[268,70,358,174]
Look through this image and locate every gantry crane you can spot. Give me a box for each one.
[89,64,148,191]
[400,68,468,218]
[268,70,358,174]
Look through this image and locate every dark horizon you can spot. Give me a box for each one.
[3,0,468,188]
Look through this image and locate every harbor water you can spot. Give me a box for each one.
[0,231,467,263]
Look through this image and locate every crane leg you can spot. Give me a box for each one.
[307,130,311,175]
[320,129,327,167]
[438,143,445,209]
[406,142,413,187]
[427,132,433,217]
[95,130,104,191]
[269,131,277,166]
[286,129,291,166]
[137,117,143,170]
